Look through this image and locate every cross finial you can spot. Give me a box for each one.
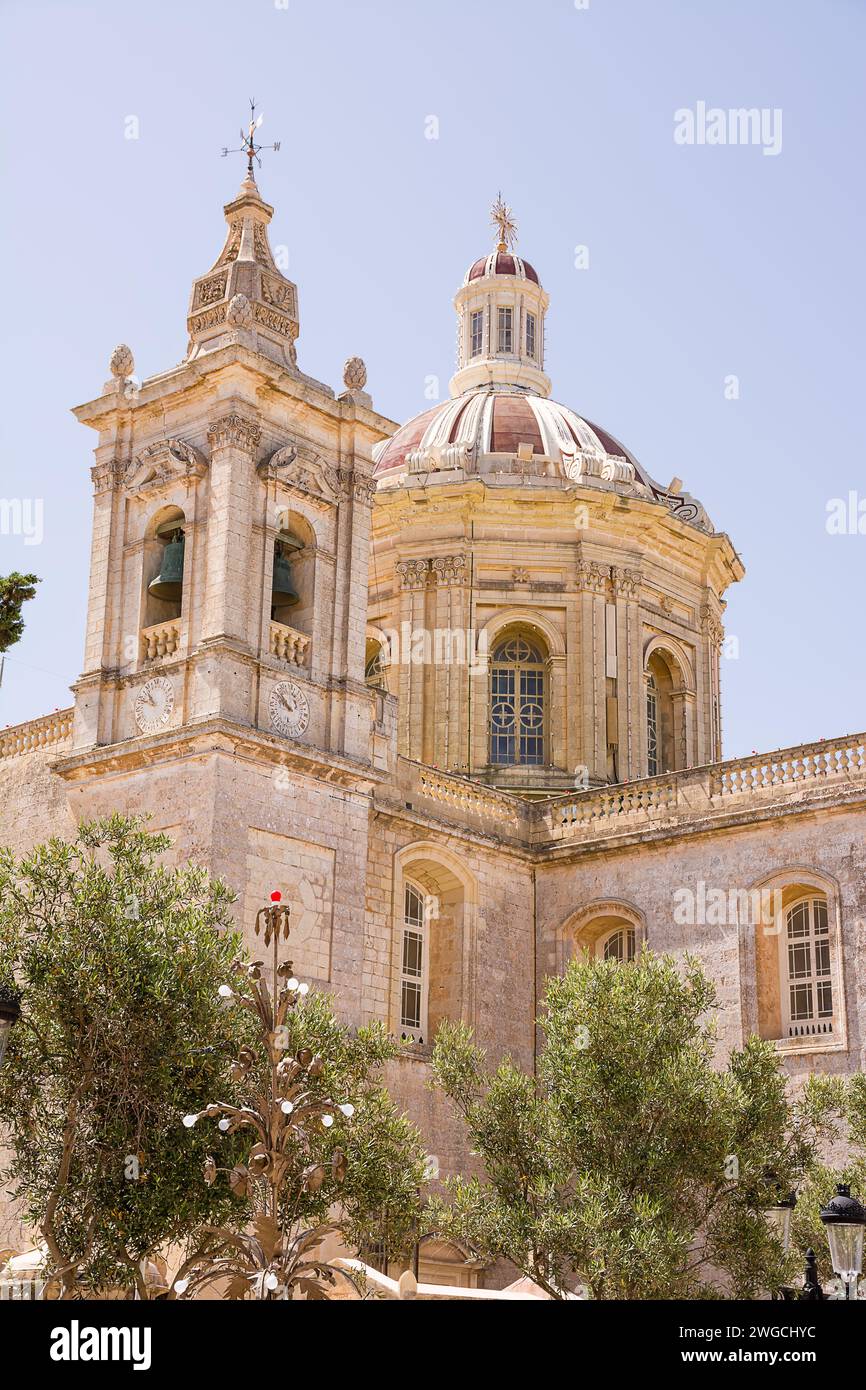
[491,193,517,252]
[221,99,281,178]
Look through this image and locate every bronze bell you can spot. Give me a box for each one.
[272,541,300,607]
[148,530,185,602]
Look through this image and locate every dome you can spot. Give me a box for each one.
[373,196,714,534]
[372,385,713,531]
[374,386,645,483]
[464,250,540,285]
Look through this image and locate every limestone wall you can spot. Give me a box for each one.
[0,711,77,854]
[536,804,866,1078]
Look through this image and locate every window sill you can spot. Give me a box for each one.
[394,1040,433,1063]
[773,1034,847,1058]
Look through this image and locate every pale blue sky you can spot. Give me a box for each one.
[0,0,863,756]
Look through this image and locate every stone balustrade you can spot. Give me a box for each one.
[270,621,311,667]
[397,759,527,839]
[0,708,73,759]
[142,618,181,661]
[538,732,866,847]
[708,735,865,798]
[552,776,678,837]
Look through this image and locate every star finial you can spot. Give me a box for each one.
[221,99,281,178]
[491,193,517,252]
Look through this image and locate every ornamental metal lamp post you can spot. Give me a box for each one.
[0,985,21,1069]
[173,891,358,1300]
[764,1191,797,1254]
[820,1184,866,1301]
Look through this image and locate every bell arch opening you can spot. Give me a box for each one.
[140,505,186,661]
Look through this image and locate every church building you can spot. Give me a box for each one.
[2,161,864,1286]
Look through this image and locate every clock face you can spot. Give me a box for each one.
[133,676,175,734]
[269,680,310,738]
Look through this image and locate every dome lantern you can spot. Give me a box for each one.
[450,195,551,399]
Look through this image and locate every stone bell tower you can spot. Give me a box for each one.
[58,150,398,1015]
[68,163,392,760]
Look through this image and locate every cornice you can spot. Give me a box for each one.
[52,716,385,790]
[73,345,398,442]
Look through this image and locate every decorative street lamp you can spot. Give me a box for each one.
[820,1184,866,1301]
[172,891,360,1301]
[0,984,21,1069]
[764,1191,797,1253]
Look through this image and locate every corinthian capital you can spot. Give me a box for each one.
[396,558,430,591]
[90,457,124,493]
[207,413,262,455]
[611,566,642,599]
[576,559,609,594]
[432,554,468,587]
[700,603,725,647]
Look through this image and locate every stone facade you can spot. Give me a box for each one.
[1,179,864,1285]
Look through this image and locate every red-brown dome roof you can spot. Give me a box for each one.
[465,250,540,285]
[373,388,646,482]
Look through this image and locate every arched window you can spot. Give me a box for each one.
[601,927,636,962]
[646,674,659,776]
[781,897,833,1039]
[489,633,545,766]
[645,650,679,774]
[564,903,645,974]
[751,877,841,1048]
[365,640,386,690]
[140,507,186,661]
[399,880,429,1044]
[392,848,476,1049]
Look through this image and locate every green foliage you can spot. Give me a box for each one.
[0,572,39,653]
[790,1074,866,1287]
[431,949,831,1299]
[0,815,251,1296]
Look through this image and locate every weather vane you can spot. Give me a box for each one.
[491,192,517,252]
[222,99,280,177]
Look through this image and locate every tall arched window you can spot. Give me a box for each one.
[399,880,429,1044]
[489,633,545,766]
[646,674,659,776]
[645,650,679,774]
[781,896,833,1039]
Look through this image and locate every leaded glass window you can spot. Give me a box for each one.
[489,635,545,766]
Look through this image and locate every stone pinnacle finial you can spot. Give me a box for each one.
[186,143,299,371]
[491,193,517,253]
[343,357,367,392]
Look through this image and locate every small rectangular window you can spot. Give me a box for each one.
[497,306,513,353]
[526,312,536,359]
[470,310,483,358]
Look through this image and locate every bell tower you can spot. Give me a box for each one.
[68,158,393,764]
[59,141,398,1012]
